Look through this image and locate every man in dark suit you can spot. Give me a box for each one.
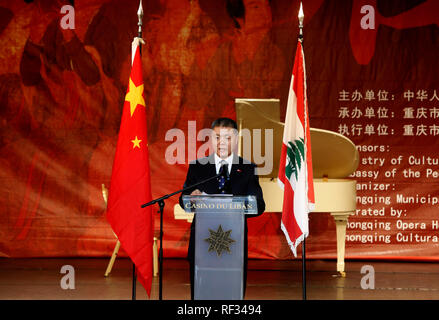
[179,117,265,299]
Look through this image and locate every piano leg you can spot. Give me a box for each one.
[330,212,353,277]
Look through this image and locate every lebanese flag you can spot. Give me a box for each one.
[278,40,315,257]
[106,38,154,296]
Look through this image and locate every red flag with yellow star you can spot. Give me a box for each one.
[106,39,154,296]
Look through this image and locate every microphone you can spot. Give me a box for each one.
[141,171,222,208]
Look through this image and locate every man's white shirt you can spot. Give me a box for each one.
[214,153,233,175]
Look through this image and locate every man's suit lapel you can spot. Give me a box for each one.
[205,154,216,176]
[202,154,217,194]
[230,154,243,194]
[230,154,239,179]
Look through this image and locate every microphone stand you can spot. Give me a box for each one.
[140,172,222,300]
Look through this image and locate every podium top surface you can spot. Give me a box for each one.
[182,195,258,214]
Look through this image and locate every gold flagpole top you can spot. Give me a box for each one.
[298,2,304,40]
[137,0,144,38]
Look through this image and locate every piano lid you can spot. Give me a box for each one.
[235,98,359,179]
[310,128,359,179]
[235,98,283,179]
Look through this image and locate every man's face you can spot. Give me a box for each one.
[211,126,238,159]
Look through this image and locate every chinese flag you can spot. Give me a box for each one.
[106,39,154,296]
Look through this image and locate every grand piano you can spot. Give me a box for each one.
[174,98,359,276]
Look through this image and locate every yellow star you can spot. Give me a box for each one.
[125,77,145,117]
[131,136,142,149]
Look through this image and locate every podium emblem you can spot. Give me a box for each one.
[204,225,236,256]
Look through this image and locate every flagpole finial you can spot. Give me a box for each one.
[298,2,304,40]
[137,0,144,38]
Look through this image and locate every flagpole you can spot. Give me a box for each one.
[302,240,306,300]
[298,2,307,301]
[137,0,143,39]
[136,0,163,301]
[130,0,144,301]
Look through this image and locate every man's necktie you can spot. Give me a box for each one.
[218,160,229,194]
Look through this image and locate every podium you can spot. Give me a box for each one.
[182,195,257,300]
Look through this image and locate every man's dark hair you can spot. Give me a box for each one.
[226,0,272,29]
[211,117,238,130]
[226,0,245,29]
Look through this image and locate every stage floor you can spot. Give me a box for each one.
[1,258,439,300]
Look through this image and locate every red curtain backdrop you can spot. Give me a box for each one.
[1,0,438,260]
